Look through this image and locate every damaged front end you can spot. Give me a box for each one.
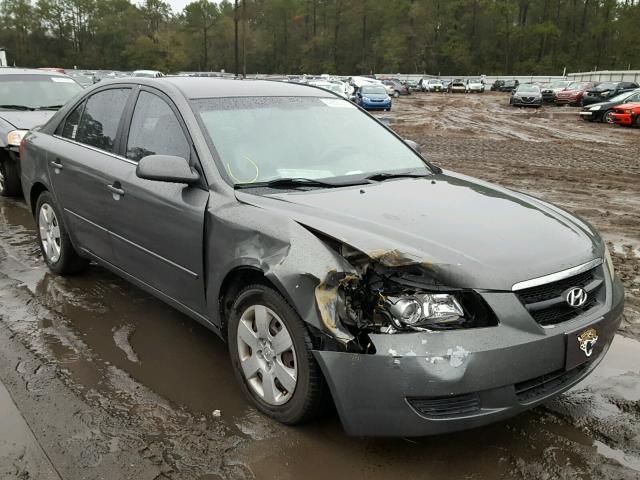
[314,244,498,353]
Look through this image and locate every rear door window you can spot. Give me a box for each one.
[75,89,130,153]
[125,91,190,162]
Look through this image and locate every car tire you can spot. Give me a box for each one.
[0,156,22,197]
[393,91,400,98]
[35,191,89,275]
[602,110,614,124]
[228,283,327,425]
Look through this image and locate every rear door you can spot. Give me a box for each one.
[103,87,209,315]
[48,87,132,263]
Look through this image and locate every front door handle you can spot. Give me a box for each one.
[49,159,63,171]
[106,183,125,197]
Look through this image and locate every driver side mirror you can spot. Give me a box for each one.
[136,155,200,184]
[404,139,422,154]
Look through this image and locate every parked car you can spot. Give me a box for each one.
[509,84,543,108]
[308,81,348,99]
[490,80,505,91]
[355,84,392,110]
[540,80,572,103]
[423,79,444,92]
[0,68,82,196]
[404,79,421,92]
[582,81,640,106]
[20,76,623,437]
[554,82,596,106]
[466,78,485,93]
[611,102,640,127]
[66,71,96,88]
[499,79,520,92]
[578,89,640,123]
[381,79,410,97]
[132,70,164,78]
[448,79,466,93]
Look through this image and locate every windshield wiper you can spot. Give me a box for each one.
[366,171,432,182]
[235,177,364,190]
[35,105,64,110]
[0,104,34,111]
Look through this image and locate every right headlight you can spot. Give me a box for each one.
[604,244,615,280]
[590,105,601,111]
[362,96,371,101]
[386,293,464,328]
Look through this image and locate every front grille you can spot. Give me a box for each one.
[515,364,588,403]
[408,393,481,418]
[515,266,604,327]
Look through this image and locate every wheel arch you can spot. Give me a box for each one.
[29,182,49,215]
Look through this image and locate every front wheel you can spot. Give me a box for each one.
[228,284,327,424]
[393,91,400,98]
[0,156,22,197]
[602,110,614,124]
[35,191,89,274]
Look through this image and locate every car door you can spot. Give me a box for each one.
[48,87,132,264]
[103,87,209,316]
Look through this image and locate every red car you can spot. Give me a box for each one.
[555,81,597,106]
[611,102,640,127]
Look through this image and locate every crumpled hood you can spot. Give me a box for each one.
[0,110,55,130]
[235,172,602,290]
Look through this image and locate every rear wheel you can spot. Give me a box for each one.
[0,156,21,197]
[393,91,400,98]
[35,191,89,275]
[228,284,327,424]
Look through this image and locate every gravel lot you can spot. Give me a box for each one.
[0,91,639,480]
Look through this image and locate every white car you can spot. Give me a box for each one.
[132,70,164,78]
[466,78,485,93]
[308,81,349,99]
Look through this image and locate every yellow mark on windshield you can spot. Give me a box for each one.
[227,155,260,184]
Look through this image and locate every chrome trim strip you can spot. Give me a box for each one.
[53,135,137,166]
[512,258,603,291]
[65,208,199,279]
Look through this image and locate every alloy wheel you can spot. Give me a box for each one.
[38,203,62,263]
[236,304,297,406]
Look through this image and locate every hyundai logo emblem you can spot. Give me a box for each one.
[565,287,588,308]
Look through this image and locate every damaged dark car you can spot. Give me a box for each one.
[20,78,625,437]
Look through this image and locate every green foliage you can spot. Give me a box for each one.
[0,0,638,74]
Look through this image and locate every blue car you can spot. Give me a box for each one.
[355,84,392,111]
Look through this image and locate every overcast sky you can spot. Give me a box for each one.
[164,0,222,14]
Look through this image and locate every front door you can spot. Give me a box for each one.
[104,88,209,316]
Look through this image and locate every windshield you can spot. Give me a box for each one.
[192,96,430,185]
[608,91,638,103]
[361,85,387,95]
[594,82,615,91]
[428,80,442,84]
[549,81,570,89]
[517,84,540,93]
[0,74,82,109]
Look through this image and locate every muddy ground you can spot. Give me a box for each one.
[0,92,639,480]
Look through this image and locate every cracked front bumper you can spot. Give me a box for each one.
[314,276,624,437]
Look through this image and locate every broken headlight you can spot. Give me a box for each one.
[386,293,464,328]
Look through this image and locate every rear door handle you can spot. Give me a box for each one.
[106,184,125,197]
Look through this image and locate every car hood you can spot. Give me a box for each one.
[362,93,389,99]
[235,172,602,290]
[0,110,56,130]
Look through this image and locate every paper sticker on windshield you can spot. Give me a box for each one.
[320,98,353,108]
[50,77,75,83]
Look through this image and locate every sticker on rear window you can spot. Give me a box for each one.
[320,98,353,108]
[50,77,75,83]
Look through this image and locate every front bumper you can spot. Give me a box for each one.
[314,276,624,437]
[512,97,542,107]
[611,112,634,125]
[555,96,580,105]
[360,100,392,110]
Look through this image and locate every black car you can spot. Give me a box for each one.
[499,80,520,92]
[579,88,640,123]
[581,81,639,107]
[490,80,505,91]
[0,68,83,196]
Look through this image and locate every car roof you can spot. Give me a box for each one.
[128,77,336,99]
[0,67,69,77]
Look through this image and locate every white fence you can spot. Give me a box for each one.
[567,70,640,83]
